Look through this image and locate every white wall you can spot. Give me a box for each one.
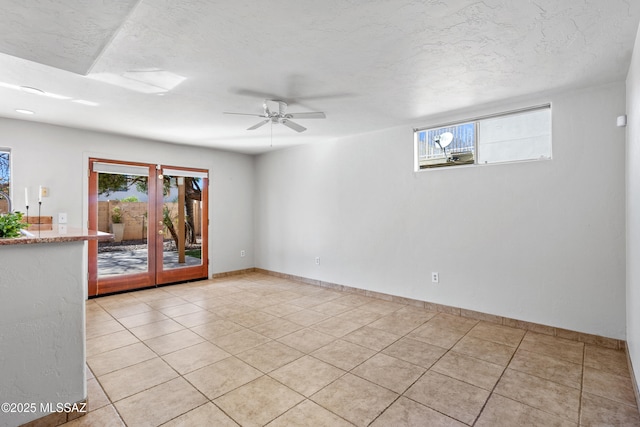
[255,83,627,339]
[626,23,640,402]
[1,118,255,274]
[0,242,85,427]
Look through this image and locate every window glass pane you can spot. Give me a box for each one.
[417,122,475,169]
[477,108,551,164]
[0,150,10,213]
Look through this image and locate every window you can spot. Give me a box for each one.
[416,122,476,168]
[415,105,551,170]
[0,149,10,213]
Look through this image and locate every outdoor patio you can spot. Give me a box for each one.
[98,245,201,276]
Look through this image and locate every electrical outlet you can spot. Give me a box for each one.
[58,212,67,224]
[315,257,320,265]
[240,250,246,257]
[431,272,439,283]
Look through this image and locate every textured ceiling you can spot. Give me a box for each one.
[0,0,638,154]
[0,0,140,74]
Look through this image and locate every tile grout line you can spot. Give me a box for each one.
[104,280,348,422]
[266,369,354,426]
[260,293,414,425]
[578,344,586,426]
[89,299,218,426]
[368,314,478,426]
[82,273,637,426]
[90,375,128,426]
[256,268,625,351]
[156,401,211,427]
[85,364,128,426]
[260,301,419,425]
[409,321,481,425]
[168,292,308,426]
[469,329,527,426]
[97,295,268,425]
[259,273,635,422]
[97,291,465,425]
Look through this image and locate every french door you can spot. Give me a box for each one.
[88,159,208,296]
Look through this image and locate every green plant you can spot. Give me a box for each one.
[0,211,28,238]
[111,206,123,223]
[184,249,201,259]
[121,196,139,202]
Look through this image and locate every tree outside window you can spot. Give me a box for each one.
[0,150,9,194]
[0,150,10,213]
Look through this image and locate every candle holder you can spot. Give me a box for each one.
[38,201,42,236]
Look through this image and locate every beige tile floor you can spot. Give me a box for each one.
[64,273,640,426]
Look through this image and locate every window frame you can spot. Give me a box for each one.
[414,104,551,171]
[0,148,11,213]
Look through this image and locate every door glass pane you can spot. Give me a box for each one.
[162,174,203,271]
[97,172,149,277]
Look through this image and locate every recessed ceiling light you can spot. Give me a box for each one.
[20,86,45,95]
[43,92,72,100]
[0,81,21,90]
[17,85,71,100]
[15,109,34,115]
[72,99,99,106]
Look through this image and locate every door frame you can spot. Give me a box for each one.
[155,164,209,286]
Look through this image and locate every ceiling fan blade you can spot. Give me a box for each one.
[233,88,288,102]
[287,112,326,119]
[247,119,270,130]
[281,119,306,132]
[296,92,355,102]
[277,100,287,115]
[234,88,278,98]
[223,112,266,117]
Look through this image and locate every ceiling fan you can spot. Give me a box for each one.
[224,99,325,133]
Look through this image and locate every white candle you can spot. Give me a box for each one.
[25,187,28,206]
[38,186,42,203]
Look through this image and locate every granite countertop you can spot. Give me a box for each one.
[0,227,113,246]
